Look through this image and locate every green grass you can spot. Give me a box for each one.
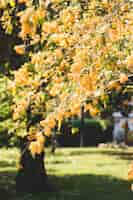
[0,147,133,200]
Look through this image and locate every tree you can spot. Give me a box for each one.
[0,0,132,194]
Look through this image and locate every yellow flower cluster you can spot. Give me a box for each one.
[14,67,30,85]
[28,132,45,156]
[18,6,45,39]
[13,99,28,120]
[128,163,133,181]
[14,45,25,55]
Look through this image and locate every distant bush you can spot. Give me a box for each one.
[57,118,113,147]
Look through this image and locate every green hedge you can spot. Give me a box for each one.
[57,118,113,147]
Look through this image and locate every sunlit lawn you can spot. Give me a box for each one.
[0,147,133,200]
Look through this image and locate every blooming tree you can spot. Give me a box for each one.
[0,0,133,193]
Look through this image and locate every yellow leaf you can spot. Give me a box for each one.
[120,73,128,84]
[14,45,25,55]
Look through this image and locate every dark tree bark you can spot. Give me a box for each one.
[80,105,85,147]
[16,138,52,195]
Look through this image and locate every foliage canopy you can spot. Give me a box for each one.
[0,0,132,137]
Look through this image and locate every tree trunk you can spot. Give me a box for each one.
[80,105,85,147]
[51,129,57,154]
[16,139,51,194]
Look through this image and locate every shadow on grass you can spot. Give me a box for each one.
[0,170,132,200]
[46,159,72,165]
[0,171,16,200]
[49,174,133,200]
[102,151,133,161]
[0,161,16,168]
[66,149,133,161]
